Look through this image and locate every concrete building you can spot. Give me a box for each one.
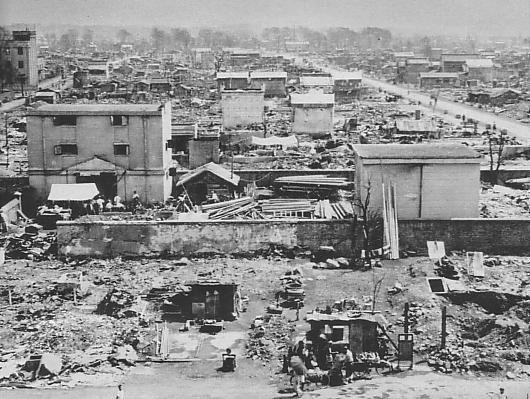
[290,92,334,137]
[441,53,479,73]
[249,71,287,97]
[464,59,494,83]
[5,29,39,88]
[86,62,110,82]
[401,58,430,85]
[331,71,362,103]
[27,103,173,204]
[216,71,249,91]
[419,72,461,89]
[221,89,264,129]
[353,144,481,219]
[299,75,334,94]
[191,48,215,69]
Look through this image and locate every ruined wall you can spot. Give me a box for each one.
[399,219,530,255]
[57,219,359,258]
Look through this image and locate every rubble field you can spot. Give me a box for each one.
[0,250,529,397]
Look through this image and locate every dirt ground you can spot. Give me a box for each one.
[1,254,529,398]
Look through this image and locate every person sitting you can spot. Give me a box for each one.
[222,348,236,371]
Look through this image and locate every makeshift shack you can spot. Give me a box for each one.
[305,311,384,354]
[175,163,240,204]
[163,280,240,321]
[39,183,100,225]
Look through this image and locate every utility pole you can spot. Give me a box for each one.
[404,302,410,334]
[441,306,447,349]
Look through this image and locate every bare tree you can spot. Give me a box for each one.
[486,127,506,185]
[354,180,383,269]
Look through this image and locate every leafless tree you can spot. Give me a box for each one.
[487,128,506,185]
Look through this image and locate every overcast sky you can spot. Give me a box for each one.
[0,0,528,36]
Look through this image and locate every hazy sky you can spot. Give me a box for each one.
[0,0,528,36]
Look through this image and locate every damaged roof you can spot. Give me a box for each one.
[176,162,240,187]
[353,144,482,161]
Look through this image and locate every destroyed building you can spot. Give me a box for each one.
[216,71,250,91]
[331,71,363,103]
[3,29,39,88]
[353,144,482,219]
[27,103,173,203]
[249,71,288,97]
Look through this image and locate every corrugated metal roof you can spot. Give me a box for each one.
[395,119,437,132]
[353,144,481,160]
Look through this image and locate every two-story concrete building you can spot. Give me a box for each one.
[27,103,173,204]
[216,72,249,91]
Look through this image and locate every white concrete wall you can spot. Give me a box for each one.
[292,106,333,135]
[221,92,264,128]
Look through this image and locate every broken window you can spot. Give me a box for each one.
[110,115,128,126]
[54,144,78,155]
[114,144,130,156]
[53,115,77,126]
[17,47,23,55]
[18,60,24,69]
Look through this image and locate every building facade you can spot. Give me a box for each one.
[291,92,334,136]
[419,72,461,89]
[221,89,264,129]
[27,103,173,204]
[250,71,287,97]
[5,29,39,88]
[353,144,481,219]
[331,71,362,103]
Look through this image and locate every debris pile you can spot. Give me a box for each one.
[3,232,56,261]
[246,314,295,362]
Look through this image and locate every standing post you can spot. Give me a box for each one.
[8,288,12,306]
[404,302,410,334]
[441,306,447,349]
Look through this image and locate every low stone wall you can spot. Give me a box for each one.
[399,218,530,255]
[57,219,359,258]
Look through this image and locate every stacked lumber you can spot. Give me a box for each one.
[259,199,315,218]
[273,175,353,193]
[201,197,263,220]
[314,200,354,219]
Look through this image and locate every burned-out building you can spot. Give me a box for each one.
[249,71,287,97]
[27,103,173,203]
[353,144,481,219]
[331,71,362,103]
[290,92,334,137]
[4,29,39,88]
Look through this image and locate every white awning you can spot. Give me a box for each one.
[48,183,100,202]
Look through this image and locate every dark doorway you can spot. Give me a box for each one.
[76,173,117,199]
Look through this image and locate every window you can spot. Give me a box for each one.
[53,115,77,126]
[18,61,24,69]
[17,47,23,55]
[114,144,130,156]
[54,144,78,155]
[110,115,128,126]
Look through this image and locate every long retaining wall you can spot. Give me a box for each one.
[57,219,359,258]
[57,217,530,258]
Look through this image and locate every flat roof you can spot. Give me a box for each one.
[290,92,334,105]
[331,71,362,81]
[216,71,249,79]
[300,76,334,86]
[354,144,481,161]
[465,59,494,68]
[420,72,460,79]
[28,103,166,116]
[250,71,287,79]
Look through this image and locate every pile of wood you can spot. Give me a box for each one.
[201,197,263,220]
[259,199,315,218]
[273,175,353,195]
[314,200,354,219]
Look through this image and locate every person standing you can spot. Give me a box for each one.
[115,384,124,399]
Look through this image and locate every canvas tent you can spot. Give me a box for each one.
[47,183,100,202]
